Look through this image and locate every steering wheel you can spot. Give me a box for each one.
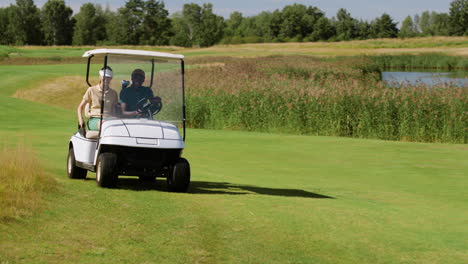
[136,97,163,117]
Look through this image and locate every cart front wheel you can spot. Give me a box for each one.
[167,158,190,192]
[96,152,117,188]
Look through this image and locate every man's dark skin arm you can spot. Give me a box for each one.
[120,102,140,117]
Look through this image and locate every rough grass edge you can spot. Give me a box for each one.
[0,144,57,222]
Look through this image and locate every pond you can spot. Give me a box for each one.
[382,71,468,88]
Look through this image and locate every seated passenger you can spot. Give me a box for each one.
[77,66,118,131]
[120,69,154,118]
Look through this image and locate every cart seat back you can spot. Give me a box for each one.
[86,130,99,139]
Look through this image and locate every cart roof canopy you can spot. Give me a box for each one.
[82,49,184,61]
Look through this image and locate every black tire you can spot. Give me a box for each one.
[67,148,87,179]
[96,152,117,188]
[167,157,190,192]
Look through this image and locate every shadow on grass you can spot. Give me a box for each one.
[114,178,164,191]
[191,181,334,199]
[113,178,334,199]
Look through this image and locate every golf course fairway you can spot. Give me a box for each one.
[0,64,467,264]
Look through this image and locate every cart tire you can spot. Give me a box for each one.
[96,152,117,188]
[67,148,87,179]
[167,158,190,192]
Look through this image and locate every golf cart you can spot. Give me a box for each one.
[67,49,190,192]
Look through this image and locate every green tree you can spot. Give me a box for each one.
[226,11,243,35]
[419,11,434,36]
[237,17,257,40]
[253,11,274,41]
[355,20,372,39]
[413,11,451,36]
[231,14,269,43]
[224,11,243,42]
[277,4,325,41]
[0,7,12,45]
[334,8,357,40]
[182,3,202,45]
[310,16,335,41]
[73,3,107,45]
[413,14,421,34]
[11,0,43,45]
[399,16,418,38]
[142,0,171,45]
[449,0,468,35]
[41,0,74,45]
[170,12,192,47]
[433,13,450,35]
[104,5,123,45]
[279,4,309,40]
[4,5,21,44]
[1,4,34,45]
[171,3,223,47]
[110,0,171,45]
[198,3,224,47]
[372,13,399,38]
[117,0,145,45]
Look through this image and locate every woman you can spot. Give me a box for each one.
[77,66,118,131]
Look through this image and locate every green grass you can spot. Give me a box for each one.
[1,98,467,263]
[0,64,87,96]
[0,59,467,263]
[10,47,89,57]
[3,46,178,58]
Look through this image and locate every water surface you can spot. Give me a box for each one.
[382,71,468,87]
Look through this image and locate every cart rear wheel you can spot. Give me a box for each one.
[96,152,117,188]
[167,158,190,192]
[67,148,87,179]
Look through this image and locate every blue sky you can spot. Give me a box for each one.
[0,0,453,24]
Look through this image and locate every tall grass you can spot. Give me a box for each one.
[368,53,468,70]
[13,75,95,110]
[185,56,467,143]
[0,144,57,222]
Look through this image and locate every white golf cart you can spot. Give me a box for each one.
[67,49,190,192]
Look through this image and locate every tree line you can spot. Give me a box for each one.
[0,0,467,47]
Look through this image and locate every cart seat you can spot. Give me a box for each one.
[86,130,99,139]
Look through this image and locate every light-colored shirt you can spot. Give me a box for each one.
[83,84,118,117]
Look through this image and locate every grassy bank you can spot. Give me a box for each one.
[186,56,467,143]
[1,37,468,62]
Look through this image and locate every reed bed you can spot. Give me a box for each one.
[0,144,57,222]
[185,56,467,143]
[368,54,468,70]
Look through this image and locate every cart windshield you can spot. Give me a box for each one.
[98,54,183,125]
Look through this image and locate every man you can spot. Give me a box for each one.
[77,66,118,131]
[120,69,154,117]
